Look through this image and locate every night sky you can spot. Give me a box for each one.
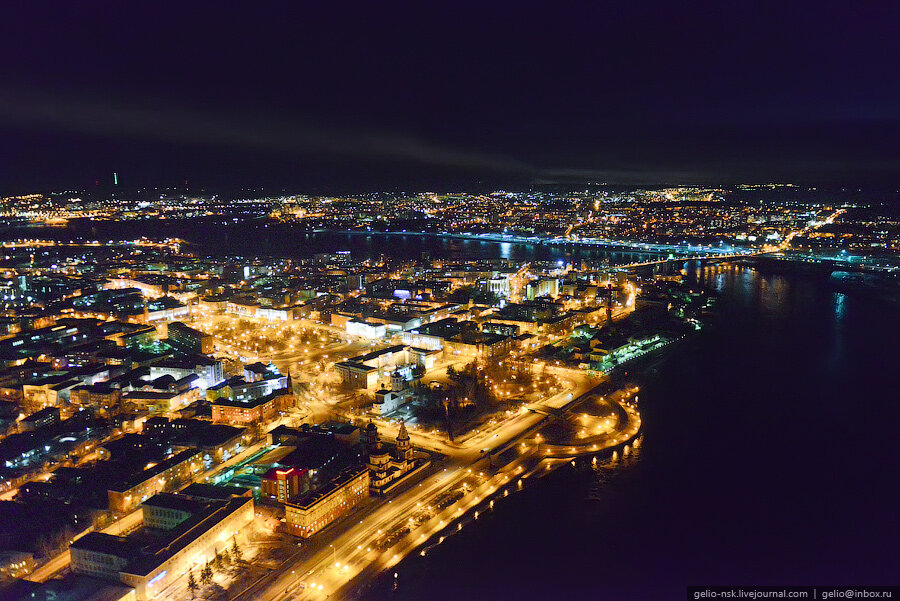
[1,1,899,193]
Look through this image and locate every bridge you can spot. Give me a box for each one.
[617,252,898,279]
[619,252,755,270]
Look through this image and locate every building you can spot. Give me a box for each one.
[283,467,369,538]
[225,299,258,317]
[70,383,123,415]
[198,296,227,314]
[525,277,559,300]
[70,534,139,581]
[71,496,254,600]
[140,418,247,464]
[145,297,189,322]
[141,492,205,530]
[165,321,214,355]
[22,376,80,412]
[123,389,195,414]
[206,371,287,404]
[334,345,417,392]
[487,275,511,297]
[107,449,204,513]
[149,356,224,389]
[365,420,419,495]
[256,305,301,321]
[268,423,360,448]
[372,388,408,415]
[0,550,34,579]
[210,388,292,426]
[260,466,303,502]
[334,360,378,391]
[108,325,158,349]
[345,319,387,340]
[19,406,61,431]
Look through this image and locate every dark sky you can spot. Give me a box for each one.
[1,1,899,193]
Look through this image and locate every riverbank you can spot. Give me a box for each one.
[359,262,900,601]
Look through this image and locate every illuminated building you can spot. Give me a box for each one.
[149,356,225,389]
[210,389,292,425]
[345,319,387,340]
[335,345,421,391]
[107,449,204,513]
[283,467,369,538]
[145,297,189,322]
[365,420,420,495]
[108,324,158,348]
[141,492,205,530]
[260,466,304,502]
[22,375,80,412]
[205,371,287,403]
[487,275,511,297]
[0,550,34,579]
[70,383,122,415]
[198,296,227,313]
[525,277,559,300]
[71,495,254,600]
[123,389,194,414]
[334,361,378,390]
[225,298,258,316]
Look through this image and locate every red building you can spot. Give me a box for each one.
[260,466,305,502]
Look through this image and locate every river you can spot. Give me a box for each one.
[0,218,662,265]
[362,262,900,601]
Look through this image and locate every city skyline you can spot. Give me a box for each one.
[0,4,898,601]
[0,186,897,601]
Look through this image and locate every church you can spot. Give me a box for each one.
[362,419,417,495]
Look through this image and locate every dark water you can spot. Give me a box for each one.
[365,263,900,601]
[0,218,655,264]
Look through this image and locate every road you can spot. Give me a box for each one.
[236,370,636,601]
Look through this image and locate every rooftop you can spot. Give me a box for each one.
[108,448,201,493]
[70,532,140,557]
[179,482,251,501]
[142,492,205,514]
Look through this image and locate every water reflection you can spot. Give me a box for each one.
[833,292,847,321]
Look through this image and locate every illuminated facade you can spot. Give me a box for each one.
[365,420,417,495]
[210,389,291,425]
[284,467,369,538]
[261,466,304,502]
[107,449,204,513]
[72,496,254,601]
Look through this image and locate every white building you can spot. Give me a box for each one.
[346,320,387,340]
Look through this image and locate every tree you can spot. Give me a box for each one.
[200,562,213,586]
[187,569,198,598]
[36,534,55,559]
[36,523,76,559]
[442,397,454,442]
[231,535,242,563]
